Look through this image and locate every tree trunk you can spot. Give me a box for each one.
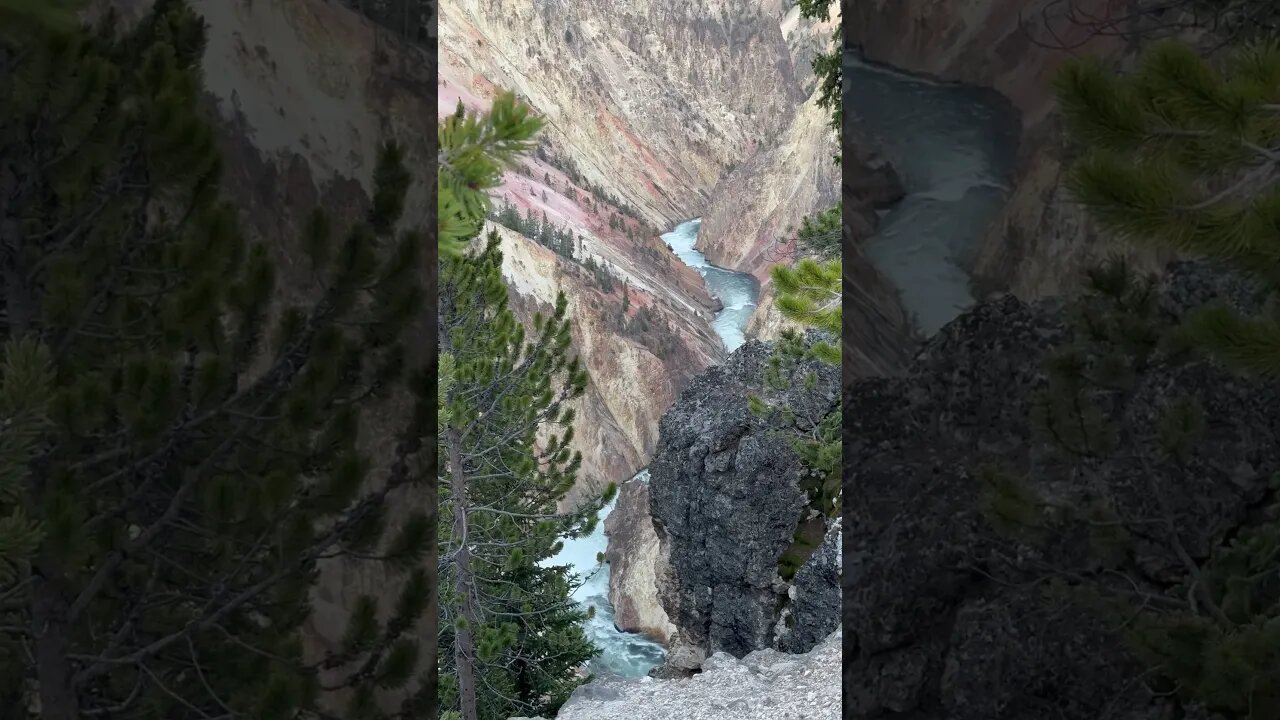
[447,427,480,720]
[31,555,78,720]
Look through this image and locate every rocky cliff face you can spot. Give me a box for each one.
[697,91,838,280]
[696,2,843,344]
[645,336,841,661]
[440,0,800,229]
[843,262,1280,719]
[841,127,917,376]
[512,630,841,720]
[489,221,724,505]
[778,0,838,95]
[846,0,1168,301]
[603,476,677,644]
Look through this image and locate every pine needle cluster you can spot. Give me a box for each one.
[1057,38,1280,376]
[438,93,543,258]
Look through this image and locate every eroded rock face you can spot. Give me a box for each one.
[841,134,916,377]
[440,0,801,228]
[648,336,840,660]
[493,223,723,508]
[843,262,1280,720]
[512,630,841,720]
[603,477,676,644]
[774,523,840,653]
[697,89,839,281]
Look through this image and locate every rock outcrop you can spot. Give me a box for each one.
[647,335,841,661]
[774,523,840,654]
[512,630,841,720]
[602,476,676,644]
[843,262,1280,720]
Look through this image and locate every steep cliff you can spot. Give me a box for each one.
[696,2,842,343]
[491,221,726,504]
[440,0,800,229]
[646,336,840,661]
[603,476,677,644]
[840,126,916,376]
[843,262,1280,719]
[697,91,838,280]
[778,0,838,94]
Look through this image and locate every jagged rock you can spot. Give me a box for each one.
[524,631,840,720]
[775,523,841,653]
[603,476,676,644]
[665,644,707,671]
[648,334,840,661]
[843,262,1280,720]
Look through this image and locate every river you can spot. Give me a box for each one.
[547,218,760,678]
[845,52,1020,335]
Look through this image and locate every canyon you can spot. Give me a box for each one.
[439,0,847,508]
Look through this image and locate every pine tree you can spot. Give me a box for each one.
[437,98,609,720]
[750,202,843,523]
[772,258,841,364]
[1056,38,1280,377]
[990,38,1280,718]
[742,0,844,524]
[0,339,51,590]
[1,5,435,717]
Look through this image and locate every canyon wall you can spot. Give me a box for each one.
[699,1,841,342]
[841,121,916,377]
[698,91,838,281]
[491,220,724,506]
[603,476,677,645]
[440,0,800,229]
[438,73,727,506]
[846,0,1172,301]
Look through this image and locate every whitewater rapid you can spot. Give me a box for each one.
[661,218,760,353]
[845,53,1019,335]
[548,218,760,678]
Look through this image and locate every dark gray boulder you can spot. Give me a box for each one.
[648,333,840,661]
[843,262,1280,720]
